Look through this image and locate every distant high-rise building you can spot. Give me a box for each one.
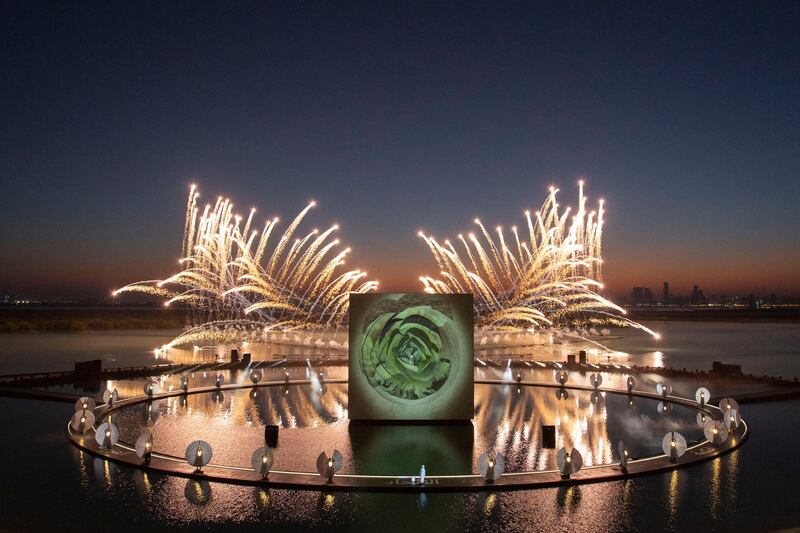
[631,287,654,305]
[662,282,669,305]
[689,285,707,306]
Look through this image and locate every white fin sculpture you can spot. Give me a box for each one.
[70,410,95,434]
[102,388,118,406]
[477,451,506,482]
[719,397,740,414]
[662,431,687,462]
[144,380,158,398]
[556,447,583,478]
[695,387,710,406]
[618,440,630,471]
[135,430,154,463]
[316,450,343,482]
[251,447,275,479]
[186,440,213,471]
[656,382,672,398]
[703,418,728,446]
[75,397,96,412]
[723,409,741,432]
[95,421,119,449]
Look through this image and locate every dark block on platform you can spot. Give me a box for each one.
[75,359,102,374]
[265,425,279,448]
[243,353,252,366]
[542,425,556,449]
[230,349,239,363]
[712,361,743,376]
[579,350,587,364]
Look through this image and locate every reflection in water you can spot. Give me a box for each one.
[725,449,739,511]
[483,493,497,517]
[184,479,212,506]
[319,492,335,512]
[113,382,702,475]
[666,469,679,530]
[255,487,269,509]
[556,485,581,514]
[417,492,428,509]
[709,457,721,521]
[62,439,751,530]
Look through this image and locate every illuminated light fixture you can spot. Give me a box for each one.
[662,431,687,462]
[618,441,631,471]
[477,451,505,482]
[703,418,728,446]
[70,410,95,434]
[186,440,212,472]
[143,380,158,398]
[135,430,154,463]
[589,373,602,389]
[214,374,224,389]
[95,421,119,449]
[180,376,190,392]
[556,447,583,478]
[74,397,96,412]
[723,409,741,432]
[251,447,275,479]
[102,388,119,406]
[316,450,343,482]
[695,387,711,407]
[656,382,672,398]
[626,376,635,394]
[718,397,740,414]
[250,370,262,385]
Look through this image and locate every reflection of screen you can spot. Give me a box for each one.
[349,293,473,421]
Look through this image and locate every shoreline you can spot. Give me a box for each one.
[1,306,799,333]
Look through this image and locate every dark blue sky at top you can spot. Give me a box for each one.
[1,1,799,297]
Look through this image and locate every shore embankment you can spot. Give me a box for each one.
[0,306,184,332]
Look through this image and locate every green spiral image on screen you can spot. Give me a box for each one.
[360,305,453,400]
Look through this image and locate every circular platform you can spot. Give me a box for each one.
[66,378,748,492]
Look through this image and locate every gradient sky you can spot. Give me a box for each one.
[2,2,799,298]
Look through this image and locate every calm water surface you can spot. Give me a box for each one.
[1,396,797,531]
[1,321,798,377]
[1,322,798,531]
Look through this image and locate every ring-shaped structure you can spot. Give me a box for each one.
[66,377,749,492]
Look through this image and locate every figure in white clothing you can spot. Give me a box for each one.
[419,464,426,484]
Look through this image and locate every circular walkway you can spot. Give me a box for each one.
[66,378,748,492]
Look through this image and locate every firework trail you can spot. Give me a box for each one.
[418,181,658,340]
[115,186,377,348]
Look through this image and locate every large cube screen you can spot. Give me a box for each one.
[348,293,473,421]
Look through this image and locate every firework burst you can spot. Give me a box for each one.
[114,185,377,348]
[418,181,658,339]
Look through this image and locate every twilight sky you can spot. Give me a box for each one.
[2,2,799,298]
